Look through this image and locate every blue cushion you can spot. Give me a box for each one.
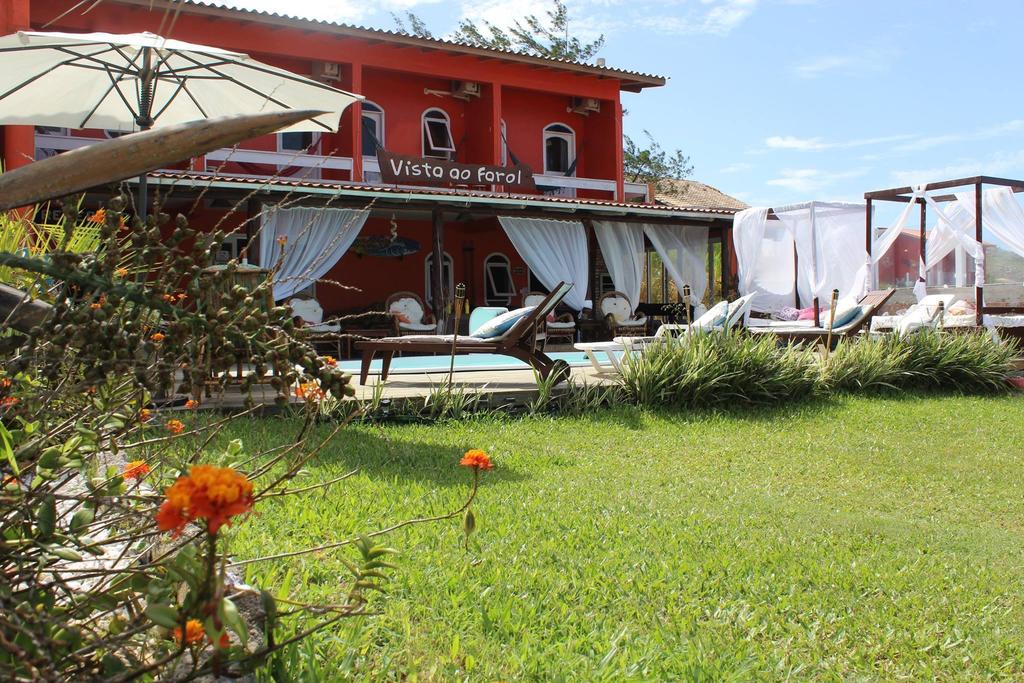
[473,306,534,338]
[828,305,862,329]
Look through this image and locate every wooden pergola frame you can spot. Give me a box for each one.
[864,175,1024,326]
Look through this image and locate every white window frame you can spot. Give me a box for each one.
[361,100,385,155]
[424,250,454,305]
[422,108,455,159]
[542,122,576,176]
[500,119,508,166]
[483,252,516,306]
[277,131,322,154]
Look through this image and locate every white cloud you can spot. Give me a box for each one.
[766,167,867,193]
[890,149,1024,187]
[763,133,914,152]
[794,47,898,79]
[893,119,1024,153]
[720,161,753,173]
[634,0,758,36]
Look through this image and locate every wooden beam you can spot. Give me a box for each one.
[975,182,984,326]
[430,207,445,326]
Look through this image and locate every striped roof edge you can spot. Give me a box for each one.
[109,0,666,92]
[145,171,739,218]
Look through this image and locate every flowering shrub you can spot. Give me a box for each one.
[0,195,490,680]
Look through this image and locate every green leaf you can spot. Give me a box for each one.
[37,446,61,470]
[50,546,84,562]
[69,509,94,535]
[144,603,180,629]
[463,508,476,537]
[0,422,18,475]
[226,439,243,456]
[37,494,56,540]
[220,597,248,648]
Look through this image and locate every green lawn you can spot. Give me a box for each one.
[221,395,1024,680]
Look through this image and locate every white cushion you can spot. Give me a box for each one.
[524,294,546,307]
[546,320,576,330]
[693,300,728,328]
[615,318,647,327]
[389,296,425,325]
[474,306,534,339]
[308,321,340,333]
[601,296,632,323]
[399,321,437,332]
[289,298,323,325]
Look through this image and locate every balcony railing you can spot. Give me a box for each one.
[34,132,651,202]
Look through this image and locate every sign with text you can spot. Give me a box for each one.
[376,151,537,191]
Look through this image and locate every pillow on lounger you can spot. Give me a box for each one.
[694,301,729,328]
[827,305,862,329]
[473,306,534,338]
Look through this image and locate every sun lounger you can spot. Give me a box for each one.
[748,289,895,347]
[356,282,574,384]
[868,293,955,337]
[574,294,756,372]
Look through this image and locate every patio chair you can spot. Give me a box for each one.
[747,289,896,348]
[524,291,576,348]
[288,297,339,333]
[597,290,647,338]
[868,293,955,337]
[574,294,755,373]
[385,291,437,336]
[356,282,575,384]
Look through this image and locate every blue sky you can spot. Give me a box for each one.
[210,0,1023,209]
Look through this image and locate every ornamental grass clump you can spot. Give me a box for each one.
[819,335,908,393]
[618,332,818,408]
[895,330,1017,393]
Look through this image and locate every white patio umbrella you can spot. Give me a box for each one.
[0,30,361,210]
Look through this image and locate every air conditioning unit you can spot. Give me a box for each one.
[451,80,481,100]
[569,97,601,115]
[314,62,341,82]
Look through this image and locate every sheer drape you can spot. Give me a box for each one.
[259,206,370,301]
[733,207,795,312]
[643,224,709,308]
[498,216,588,310]
[977,187,1024,259]
[592,221,645,310]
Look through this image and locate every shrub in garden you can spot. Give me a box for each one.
[895,330,1017,393]
[0,196,487,680]
[617,332,818,408]
[819,335,908,393]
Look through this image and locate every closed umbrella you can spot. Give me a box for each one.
[0,30,361,210]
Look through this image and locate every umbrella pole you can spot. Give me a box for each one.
[136,47,156,219]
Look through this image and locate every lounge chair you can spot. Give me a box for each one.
[385,291,437,335]
[868,293,955,337]
[288,297,339,333]
[574,294,756,373]
[747,289,895,347]
[356,282,574,384]
[524,291,576,348]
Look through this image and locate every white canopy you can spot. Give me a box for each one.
[499,216,588,311]
[260,206,370,301]
[733,201,868,313]
[0,31,359,132]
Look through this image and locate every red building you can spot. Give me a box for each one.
[1,0,739,322]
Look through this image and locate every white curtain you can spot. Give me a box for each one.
[733,206,795,312]
[978,187,1024,259]
[643,224,709,308]
[592,221,645,310]
[499,216,588,310]
[774,201,868,307]
[260,206,370,300]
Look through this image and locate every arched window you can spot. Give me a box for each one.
[483,253,515,306]
[422,108,455,159]
[361,101,384,154]
[543,123,575,175]
[424,251,454,307]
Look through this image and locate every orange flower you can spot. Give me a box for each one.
[0,378,11,389]
[176,293,188,302]
[165,419,185,435]
[276,236,287,246]
[156,464,254,536]
[459,449,493,470]
[294,381,325,402]
[321,355,337,367]
[184,399,199,410]
[85,386,96,394]
[139,408,153,423]
[87,209,106,224]
[114,267,129,278]
[150,332,166,343]
[173,619,205,646]
[162,294,176,303]
[216,632,231,649]
[124,460,150,480]
[2,474,19,489]
[0,397,19,409]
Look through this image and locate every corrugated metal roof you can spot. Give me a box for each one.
[115,0,665,88]
[146,171,738,218]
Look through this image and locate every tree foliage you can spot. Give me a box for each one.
[624,130,694,195]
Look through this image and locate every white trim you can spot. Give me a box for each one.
[483,251,515,306]
[361,100,385,155]
[422,108,455,158]
[500,118,508,166]
[204,148,351,171]
[424,250,454,304]
[542,122,576,176]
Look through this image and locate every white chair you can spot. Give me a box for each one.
[597,291,647,338]
[288,297,339,333]
[869,293,956,337]
[524,291,576,348]
[385,291,438,335]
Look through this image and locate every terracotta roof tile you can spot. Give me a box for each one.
[654,179,748,212]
